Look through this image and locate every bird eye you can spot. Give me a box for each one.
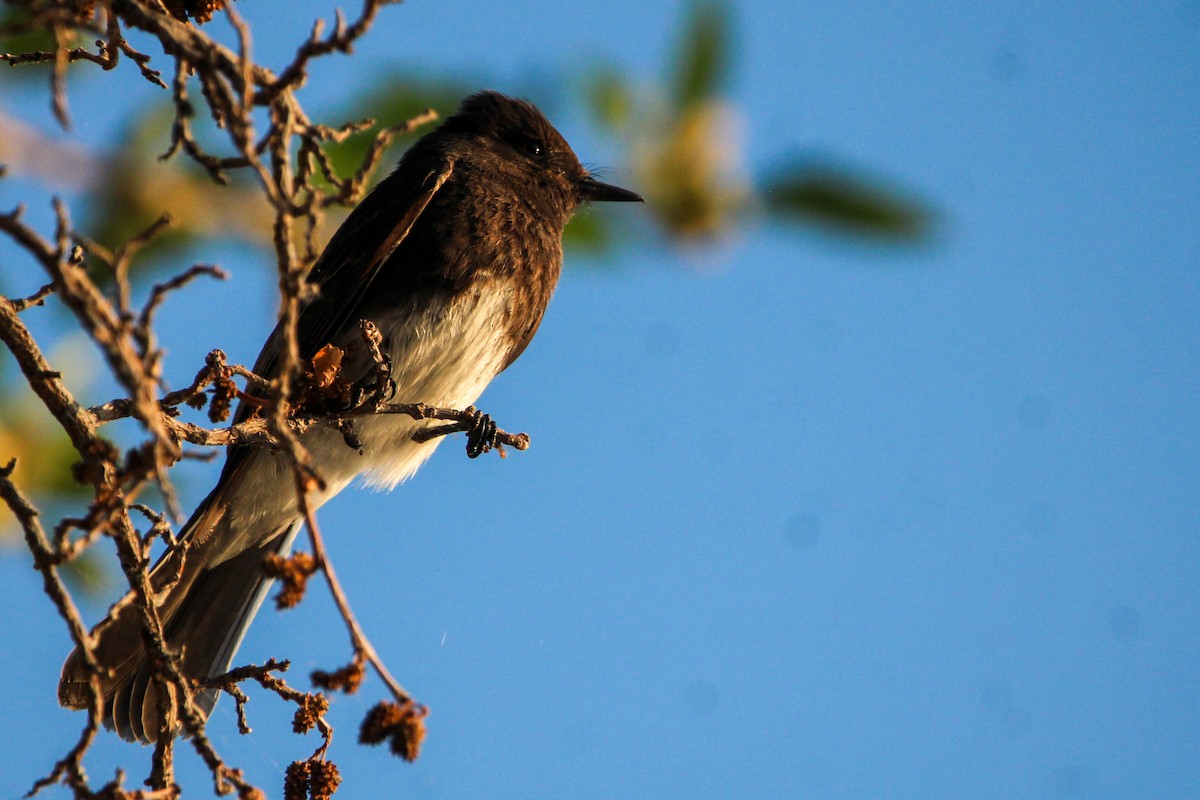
[520,138,545,158]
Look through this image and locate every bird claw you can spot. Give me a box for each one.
[344,372,395,415]
[464,407,498,458]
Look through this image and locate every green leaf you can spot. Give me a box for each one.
[671,0,732,109]
[762,163,934,241]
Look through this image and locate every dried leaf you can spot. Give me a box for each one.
[310,345,344,390]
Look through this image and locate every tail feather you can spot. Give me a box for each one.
[59,500,301,743]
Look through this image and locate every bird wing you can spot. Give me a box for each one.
[207,157,455,493]
[239,158,457,414]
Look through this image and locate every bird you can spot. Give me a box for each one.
[58,90,642,742]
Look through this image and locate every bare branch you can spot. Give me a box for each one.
[9,282,56,312]
[139,264,228,333]
[1,1,453,794]
[254,1,400,106]
[0,291,112,470]
[0,463,106,798]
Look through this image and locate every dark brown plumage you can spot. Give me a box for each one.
[59,91,640,742]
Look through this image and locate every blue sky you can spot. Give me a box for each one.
[2,2,1198,798]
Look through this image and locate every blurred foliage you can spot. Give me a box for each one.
[633,98,751,240]
[321,74,472,185]
[4,0,935,262]
[57,548,110,594]
[670,0,731,109]
[587,67,634,132]
[0,7,87,78]
[0,339,112,594]
[587,0,933,244]
[0,0,937,562]
[81,105,271,274]
[762,160,932,240]
[0,389,80,498]
[561,209,610,253]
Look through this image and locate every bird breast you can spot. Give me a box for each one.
[347,282,520,490]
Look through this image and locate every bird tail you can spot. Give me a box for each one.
[58,496,300,743]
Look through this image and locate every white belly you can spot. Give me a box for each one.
[213,286,515,556]
[356,284,516,489]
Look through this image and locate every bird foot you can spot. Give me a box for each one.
[464,407,499,458]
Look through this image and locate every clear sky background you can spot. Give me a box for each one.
[2,2,1198,799]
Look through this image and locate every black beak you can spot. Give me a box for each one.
[579,176,643,203]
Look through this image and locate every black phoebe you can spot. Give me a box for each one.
[59,90,642,741]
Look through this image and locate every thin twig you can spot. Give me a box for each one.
[10,283,55,312]
[1,0,431,794]
[296,476,415,708]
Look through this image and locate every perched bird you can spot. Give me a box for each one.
[59,90,642,741]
